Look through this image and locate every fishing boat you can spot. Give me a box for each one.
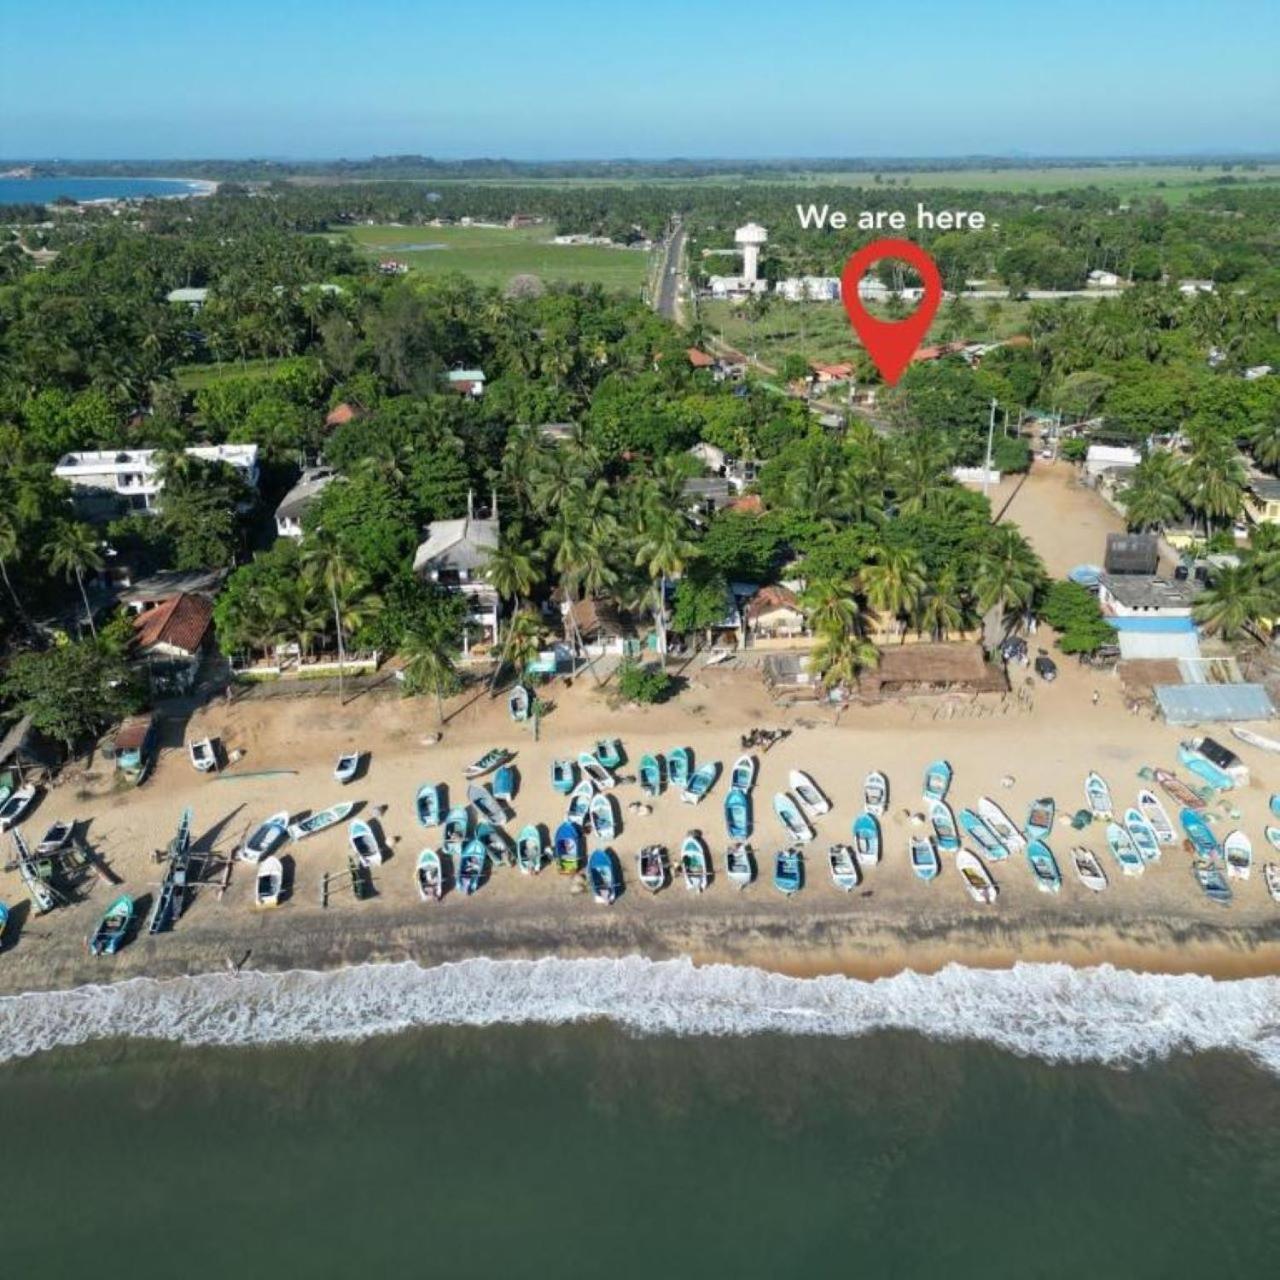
[910,835,939,882]
[1193,859,1232,907]
[773,792,815,843]
[554,820,583,874]
[923,759,952,803]
[0,901,7,949]
[1267,827,1280,852]
[682,761,719,805]
[566,779,594,826]
[188,737,217,773]
[1025,796,1055,842]
[1177,742,1235,792]
[333,752,361,785]
[976,797,1025,855]
[639,753,665,797]
[1272,795,1280,822]
[773,846,803,896]
[442,806,470,856]
[551,759,577,794]
[1121,805,1161,861]
[1105,822,1145,876]
[789,769,830,819]
[15,832,57,915]
[508,684,532,722]
[467,782,505,825]
[863,771,888,817]
[730,755,757,792]
[828,844,859,891]
[637,845,668,892]
[726,843,754,888]
[476,822,513,866]
[594,739,624,770]
[680,834,710,892]
[959,808,1006,861]
[1264,863,1280,903]
[288,802,354,842]
[1025,839,1062,894]
[516,825,545,875]
[1136,789,1176,845]
[1231,725,1280,755]
[416,849,444,901]
[242,811,289,863]
[1071,847,1108,892]
[457,841,487,895]
[348,819,383,868]
[415,784,443,828]
[666,747,692,790]
[956,850,998,904]
[465,747,510,779]
[590,792,618,840]
[929,800,960,854]
[254,856,284,908]
[347,855,373,901]
[1154,768,1204,811]
[724,787,752,840]
[1224,830,1252,880]
[0,783,36,832]
[851,812,881,868]
[1084,771,1113,820]
[587,848,619,905]
[87,894,134,956]
[35,820,73,856]
[578,751,615,790]
[493,765,517,803]
[1180,807,1219,859]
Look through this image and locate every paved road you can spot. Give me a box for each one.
[655,220,685,321]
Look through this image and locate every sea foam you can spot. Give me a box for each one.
[1,957,1278,1072]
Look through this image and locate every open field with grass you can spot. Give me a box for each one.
[341,223,653,290]
[174,356,289,392]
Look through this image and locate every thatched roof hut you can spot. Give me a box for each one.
[859,644,1007,698]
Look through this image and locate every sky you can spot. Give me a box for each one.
[2,0,1277,159]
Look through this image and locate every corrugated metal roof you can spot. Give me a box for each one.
[1118,630,1201,661]
[1154,684,1275,725]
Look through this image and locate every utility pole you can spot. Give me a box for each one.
[983,397,998,500]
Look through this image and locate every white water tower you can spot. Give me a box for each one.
[735,222,767,285]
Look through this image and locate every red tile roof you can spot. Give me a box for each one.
[745,584,801,621]
[687,348,715,368]
[132,593,213,655]
[810,361,854,378]
[727,494,764,515]
[325,402,362,428]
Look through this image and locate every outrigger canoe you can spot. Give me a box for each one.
[959,808,1006,861]
[638,845,668,892]
[956,850,997,904]
[1224,830,1252,880]
[288,802,354,842]
[910,835,939,882]
[929,800,960,854]
[415,784,443,828]
[243,811,289,863]
[773,846,803,896]
[1025,839,1062,894]
[1025,797,1055,842]
[923,760,952,804]
[789,769,830,819]
[587,848,619,905]
[977,796,1024,855]
[666,748,692,790]
[554,821,583,874]
[465,748,510,779]
[863,771,888,816]
[1136,789,1176,845]
[1180,807,1219,859]
[680,834,710,892]
[639,753,665,797]
[1106,822,1145,876]
[416,849,444,901]
[1084,771,1113,820]
[87,894,134,956]
[517,825,545,875]
[726,843,754,888]
[773,792,815,843]
[1122,808,1161,863]
[724,787,752,840]
[730,755,757,792]
[828,844,859,891]
[852,812,880,868]
[682,762,719,805]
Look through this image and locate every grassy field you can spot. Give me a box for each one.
[174,356,288,392]
[341,223,653,291]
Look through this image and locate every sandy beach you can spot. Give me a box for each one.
[3,619,1279,997]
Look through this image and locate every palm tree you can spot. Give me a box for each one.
[632,506,695,665]
[974,526,1044,640]
[1121,451,1187,532]
[801,579,860,636]
[0,509,29,629]
[400,627,459,726]
[1192,566,1270,641]
[45,520,104,638]
[1179,436,1248,536]
[504,609,546,680]
[917,568,968,640]
[301,530,361,703]
[808,625,879,693]
[859,546,927,638]
[1248,415,1280,473]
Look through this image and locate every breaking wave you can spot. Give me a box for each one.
[2,957,1279,1072]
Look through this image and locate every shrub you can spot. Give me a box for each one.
[616,660,674,704]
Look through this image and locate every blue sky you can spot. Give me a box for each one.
[2,0,1276,158]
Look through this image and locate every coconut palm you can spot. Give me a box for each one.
[1121,451,1188,531]
[1192,566,1271,641]
[974,526,1044,639]
[301,530,362,702]
[917,568,968,641]
[1247,415,1280,473]
[801,579,860,637]
[400,626,459,726]
[632,506,696,665]
[45,520,104,638]
[859,546,927,637]
[504,609,546,680]
[0,509,29,629]
[1179,436,1248,536]
[808,625,880,693]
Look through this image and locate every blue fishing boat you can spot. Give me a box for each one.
[1122,808,1161,863]
[442,806,470,857]
[1025,839,1062,894]
[1105,822,1145,876]
[493,765,517,802]
[909,835,939,882]
[773,792,815,843]
[724,787,752,840]
[1180,806,1219,859]
[1194,859,1233,906]
[0,901,8,951]
[517,825,545,874]
[929,800,960,853]
[852,812,881,869]
[639,753,665,797]
[1177,741,1234,791]
[773,847,803,896]
[1025,796,1055,842]
[1271,794,1280,821]
[415,783,443,828]
[923,759,952,803]
[594,739,624,770]
[587,848,619,904]
[590,792,618,840]
[666,747,692,790]
[959,808,1007,861]
[551,759,576,794]
[508,684,531,723]
[566,780,594,825]
[554,820,583,874]
[457,840,487,895]
[87,894,134,956]
[682,761,719,805]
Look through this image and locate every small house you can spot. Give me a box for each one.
[1084,445,1141,480]
[275,467,336,539]
[446,368,485,398]
[744,585,807,642]
[132,592,214,691]
[412,496,500,655]
[1104,533,1159,576]
[565,597,640,658]
[111,714,157,785]
[1247,475,1280,527]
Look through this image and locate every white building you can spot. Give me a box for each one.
[775,276,840,302]
[55,445,260,518]
[274,467,336,539]
[705,222,770,298]
[412,495,500,657]
[1087,269,1122,288]
[166,286,209,309]
[1097,573,1202,661]
[1084,444,1141,479]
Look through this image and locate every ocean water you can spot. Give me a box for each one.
[0,176,206,205]
[2,959,1278,1277]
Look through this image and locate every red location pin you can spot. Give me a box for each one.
[840,238,943,386]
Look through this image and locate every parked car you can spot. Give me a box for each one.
[1034,655,1058,682]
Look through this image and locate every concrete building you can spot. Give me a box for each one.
[412,494,500,657]
[705,223,770,299]
[54,445,259,519]
[1097,572,1201,661]
[274,467,337,539]
[166,286,208,310]
[1083,444,1142,480]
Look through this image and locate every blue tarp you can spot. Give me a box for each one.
[1154,684,1275,725]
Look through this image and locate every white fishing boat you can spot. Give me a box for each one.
[637,845,668,893]
[35,820,73,856]
[1122,808,1162,863]
[578,752,615,790]
[788,769,830,820]
[416,849,444,901]
[288,802,354,842]
[242,811,290,863]
[348,819,383,868]
[726,843,754,888]
[566,779,594,826]
[976,796,1024,855]
[1231,725,1280,755]
[863,771,888,817]
[1224,830,1252,880]
[956,850,997,904]
[1071,847,1108,892]
[188,737,217,773]
[1105,822,1145,877]
[1084,771,1113,820]
[333,752,361,784]
[730,755,757,792]
[0,783,36,832]
[773,792,815,843]
[909,835,939,882]
[1136,789,1176,845]
[254,856,284,908]
[680,834,709,893]
[1265,863,1280,903]
[827,844,859,891]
